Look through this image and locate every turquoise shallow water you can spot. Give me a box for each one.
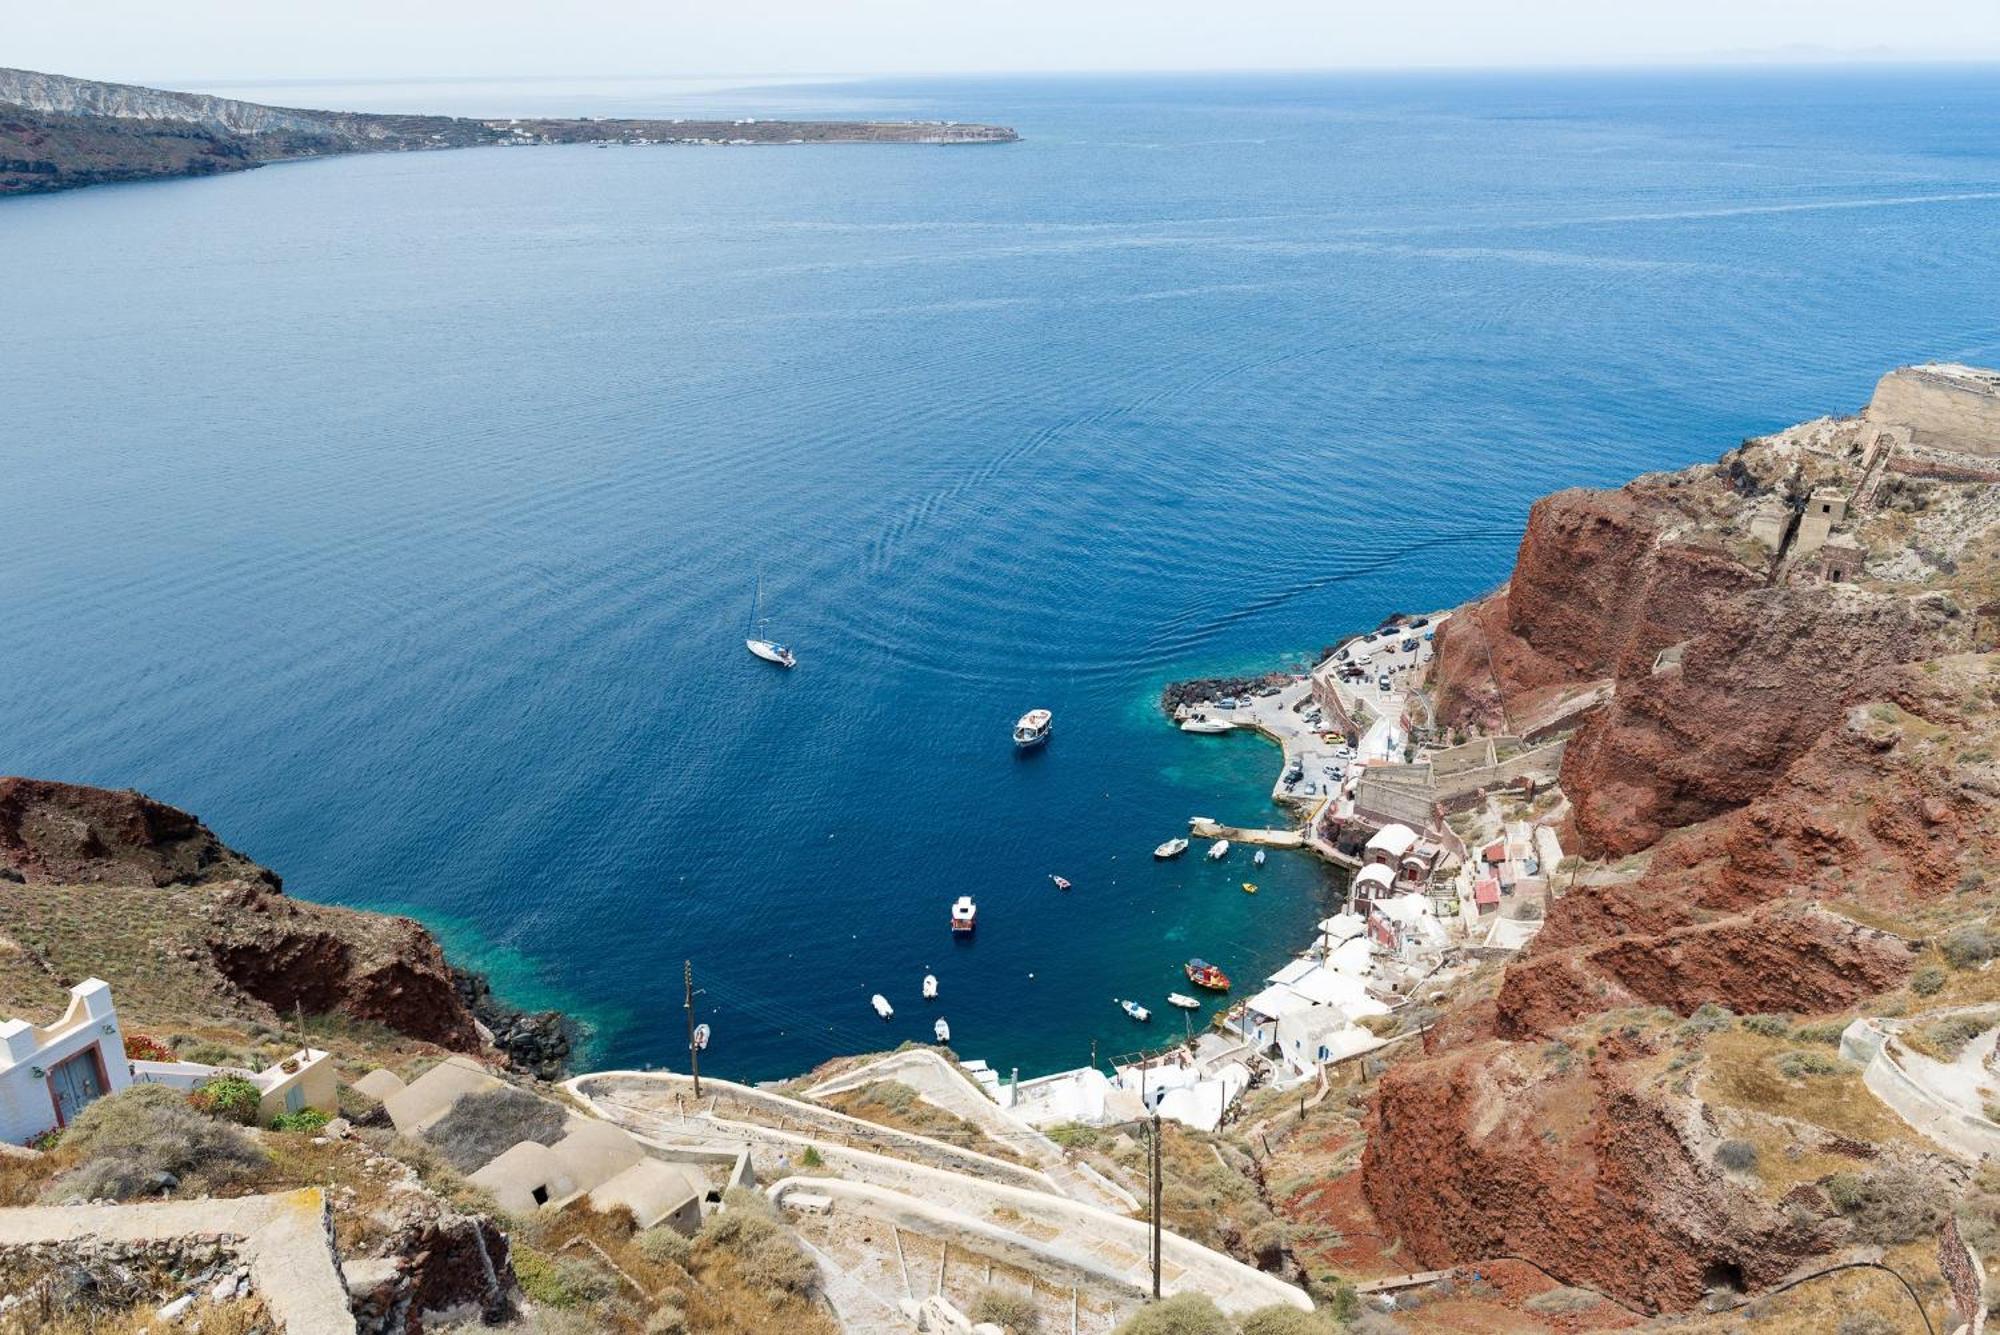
[4,68,2000,1080]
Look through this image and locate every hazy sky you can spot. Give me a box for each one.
[8,0,2000,84]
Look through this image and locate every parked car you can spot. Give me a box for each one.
[1377,676,1391,691]
[1409,616,1429,629]
[1400,638,1418,652]
[1334,649,1350,662]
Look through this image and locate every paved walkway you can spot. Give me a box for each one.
[568,1071,1310,1318]
[802,1049,1138,1212]
[0,1188,354,1334]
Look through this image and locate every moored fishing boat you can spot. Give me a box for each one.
[871,994,894,1019]
[1153,837,1189,859]
[1179,714,1231,734]
[922,973,939,999]
[934,1018,951,1043]
[1013,708,1053,748]
[1207,839,1230,860]
[1117,998,1151,1023]
[1050,874,1071,891]
[1241,881,1258,895]
[1185,958,1231,991]
[1166,993,1200,1010]
[950,896,977,933]
[1253,849,1266,866]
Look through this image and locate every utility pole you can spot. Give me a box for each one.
[1150,1111,1163,1299]
[683,960,702,1098]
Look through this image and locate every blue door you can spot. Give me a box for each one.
[49,1047,106,1126]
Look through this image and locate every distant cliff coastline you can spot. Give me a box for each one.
[0,66,1018,197]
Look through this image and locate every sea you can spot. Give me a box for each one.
[5,68,1999,1082]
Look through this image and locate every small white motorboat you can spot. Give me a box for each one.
[1153,838,1189,860]
[1253,849,1266,866]
[922,973,939,1000]
[1014,708,1053,748]
[951,896,977,933]
[1180,714,1232,734]
[1207,839,1230,861]
[934,1018,951,1044]
[871,994,894,1019]
[1167,993,1200,1010]
[1117,998,1151,1023]
[691,1023,711,1050]
[1050,874,1071,891]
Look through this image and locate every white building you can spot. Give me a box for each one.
[1,978,131,1144]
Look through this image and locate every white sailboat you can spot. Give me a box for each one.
[745,576,796,668]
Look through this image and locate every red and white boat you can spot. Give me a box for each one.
[1184,958,1231,992]
[950,896,978,933]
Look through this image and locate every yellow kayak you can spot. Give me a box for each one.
[1241,882,1258,895]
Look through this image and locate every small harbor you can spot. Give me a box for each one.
[952,604,1570,1137]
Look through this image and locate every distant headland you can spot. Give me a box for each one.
[0,66,1019,197]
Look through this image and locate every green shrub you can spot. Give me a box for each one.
[1919,1012,1996,1060]
[190,1074,263,1125]
[695,1189,817,1298]
[1776,1050,1844,1079]
[1714,1140,1759,1172]
[45,1085,267,1202]
[645,1305,689,1334]
[1110,1293,1232,1335]
[1825,1168,1944,1244]
[1741,1014,1792,1037]
[1943,925,2000,970]
[1679,1003,1736,1037]
[799,1145,824,1169]
[513,1247,615,1307]
[969,1286,1042,1335]
[1793,1020,1850,1045]
[425,1086,568,1173]
[1911,966,1947,997]
[1524,1287,1603,1314]
[269,1108,332,1134]
[634,1226,692,1267]
[1237,1306,1333,1335]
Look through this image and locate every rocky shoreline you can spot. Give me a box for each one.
[450,968,575,1082]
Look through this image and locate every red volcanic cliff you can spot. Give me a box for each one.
[1364,389,2000,1313]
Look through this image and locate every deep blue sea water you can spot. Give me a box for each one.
[5,69,1999,1080]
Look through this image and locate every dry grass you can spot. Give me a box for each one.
[817,1080,1024,1163]
[1663,1239,1951,1334]
[1697,1030,1918,1148]
[0,1295,273,1335]
[509,1192,837,1335]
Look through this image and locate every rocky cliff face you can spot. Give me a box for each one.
[0,67,338,137]
[1364,374,2000,1312]
[0,777,561,1064]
